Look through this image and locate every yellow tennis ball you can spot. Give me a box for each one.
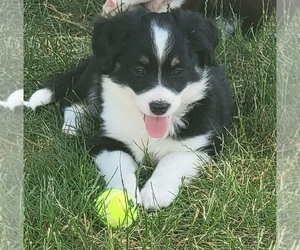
[95,189,138,228]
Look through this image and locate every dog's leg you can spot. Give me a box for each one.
[61,104,86,136]
[141,151,210,209]
[94,150,142,204]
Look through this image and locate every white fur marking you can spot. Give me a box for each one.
[24,88,53,111]
[62,104,85,135]
[151,22,171,64]
[101,76,144,141]
[176,70,209,116]
[141,151,211,209]
[144,133,213,162]
[94,150,141,204]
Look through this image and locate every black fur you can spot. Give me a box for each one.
[42,8,232,161]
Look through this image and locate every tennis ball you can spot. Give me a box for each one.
[95,189,138,228]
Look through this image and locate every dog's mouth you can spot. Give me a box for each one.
[143,115,169,139]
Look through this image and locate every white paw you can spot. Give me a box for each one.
[140,180,178,209]
[61,104,85,135]
[95,150,142,205]
[61,123,77,136]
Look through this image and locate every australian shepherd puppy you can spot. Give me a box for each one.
[26,8,232,209]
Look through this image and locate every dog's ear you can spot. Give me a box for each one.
[92,15,131,73]
[174,10,220,67]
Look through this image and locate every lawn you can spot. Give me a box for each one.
[24,0,276,249]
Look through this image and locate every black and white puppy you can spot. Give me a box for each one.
[26,8,232,209]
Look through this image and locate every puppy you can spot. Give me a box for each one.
[26,9,232,209]
[102,0,276,33]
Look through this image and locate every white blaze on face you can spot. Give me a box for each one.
[150,21,172,82]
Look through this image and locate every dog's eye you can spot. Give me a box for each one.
[133,67,146,77]
[172,68,184,77]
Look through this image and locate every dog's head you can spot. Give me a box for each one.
[92,8,220,138]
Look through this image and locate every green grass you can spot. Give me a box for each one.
[24,1,276,249]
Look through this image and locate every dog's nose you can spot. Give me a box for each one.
[149,101,170,115]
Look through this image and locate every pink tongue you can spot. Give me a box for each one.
[144,115,169,138]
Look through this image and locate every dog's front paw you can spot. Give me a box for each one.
[62,123,77,136]
[140,181,178,210]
